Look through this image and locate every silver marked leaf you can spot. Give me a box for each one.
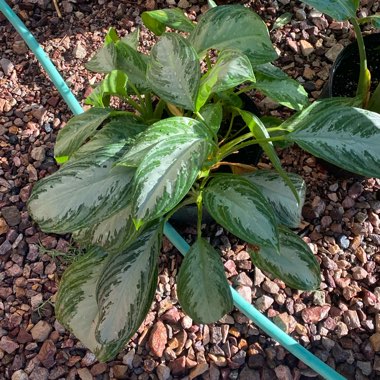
[189,5,277,65]
[248,226,321,290]
[55,108,111,163]
[147,33,200,111]
[115,41,150,93]
[177,238,233,323]
[95,223,161,357]
[55,247,106,360]
[299,0,358,20]
[117,117,211,167]
[238,110,300,203]
[86,43,117,73]
[73,204,137,254]
[284,99,380,178]
[244,170,306,228]
[196,49,255,111]
[71,115,147,159]
[253,64,308,111]
[198,102,223,134]
[28,144,135,234]
[204,175,279,250]
[142,8,195,35]
[132,134,212,226]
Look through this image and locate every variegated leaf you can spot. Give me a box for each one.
[132,135,212,226]
[117,117,212,167]
[203,175,279,249]
[73,204,137,254]
[248,226,321,290]
[196,49,255,111]
[244,170,306,228]
[71,115,147,159]
[189,5,277,65]
[252,64,308,111]
[142,8,195,35]
[237,110,299,203]
[115,41,150,93]
[28,144,134,234]
[86,43,117,73]
[55,108,111,163]
[198,103,223,134]
[95,223,161,357]
[299,0,358,20]
[55,247,106,360]
[284,99,380,178]
[177,238,233,323]
[147,33,200,111]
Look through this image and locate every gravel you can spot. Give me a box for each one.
[1,0,380,379]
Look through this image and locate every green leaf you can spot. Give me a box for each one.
[71,115,147,159]
[131,134,212,225]
[105,28,119,45]
[177,238,233,323]
[55,247,107,360]
[95,223,161,359]
[284,99,380,178]
[189,5,277,65]
[86,43,117,73]
[244,170,306,228]
[117,117,212,167]
[248,226,320,290]
[196,49,255,111]
[198,102,223,134]
[121,28,140,49]
[252,64,309,111]
[85,70,128,108]
[115,41,150,93]
[237,110,300,203]
[142,9,195,35]
[55,108,111,162]
[299,0,357,20]
[147,33,200,111]
[207,0,217,8]
[28,144,135,234]
[272,12,292,30]
[358,14,380,28]
[204,175,279,249]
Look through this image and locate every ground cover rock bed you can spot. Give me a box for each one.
[0,0,380,379]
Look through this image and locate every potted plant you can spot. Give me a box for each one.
[27,3,380,361]
[300,0,380,112]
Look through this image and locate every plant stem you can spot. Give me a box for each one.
[368,82,380,112]
[235,85,256,96]
[196,193,203,237]
[351,17,370,108]
[220,135,286,161]
[205,54,212,71]
[219,112,236,145]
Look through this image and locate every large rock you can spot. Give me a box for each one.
[31,320,52,342]
[148,320,167,357]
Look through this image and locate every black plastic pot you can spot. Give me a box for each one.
[318,33,380,178]
[322,33,380,98]
[170,94,263,225]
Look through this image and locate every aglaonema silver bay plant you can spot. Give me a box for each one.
[28,3,380,361]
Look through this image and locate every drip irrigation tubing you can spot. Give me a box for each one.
[0,1,346,379]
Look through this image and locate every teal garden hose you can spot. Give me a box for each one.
[0,1,346,379]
